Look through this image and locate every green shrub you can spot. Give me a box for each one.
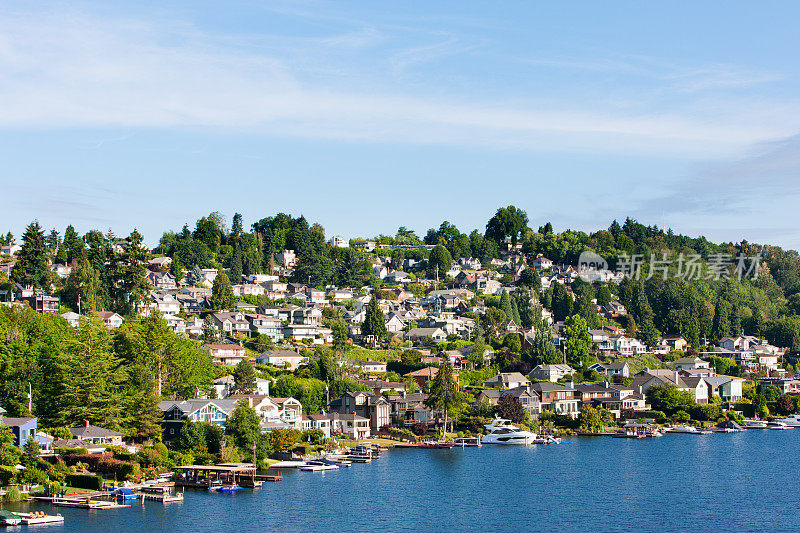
[0,465,17,486]
[65,473,103,490]
[48,461,70,483]
[58,447,88,456]
[3,486,22,502]
[22,467,49,486]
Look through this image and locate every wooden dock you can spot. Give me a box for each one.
[34,496,129,509]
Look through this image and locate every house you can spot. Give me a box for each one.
[277,249,297,267]
[61,311,82,327]
[158,399,240,441]
[527,364,575,383]
[661,336,688,352]
[631,369,709,403]
[69,421,124,446]
[704,376,744,402]
[328,235,349,248]
[483,372,530,389]
[212,311,251,336]
[0,416,38,446]
[674,356,710,371]
[301,414,332,438]
[573,382,617,404]
[228,395,302,430]
[247,313,283,341]
[204,343,247,366]
[329,391,390,432]
[352,240,376,252]
[386,392,434,426]
[589,362,630,379]
[146,271,177,291]
[531,255,553,270]
[329,412,371,439]
[385,314,406,333]
[528,382,579,418]
[357,379,406,395]
[353,360,387,374]
[758,378,800,395]
[96,311,124,328]
[163,314,186,334]
[257,350,307,370]
[477,387,541,416]
[405,327,447,344]
[213,374,271,398]
[404,367,440,387]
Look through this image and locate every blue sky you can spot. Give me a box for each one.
[2,1,800,248]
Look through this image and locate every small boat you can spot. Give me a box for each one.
[744,419,768,429]
[0,510,22,526]
[775,413,800,427]
[766,420,792,430]
[11,511,65,525]
[208,481,240,492]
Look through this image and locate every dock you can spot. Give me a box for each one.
[172,464,265,488]
[11,512,65,525]
[34,496,130,509]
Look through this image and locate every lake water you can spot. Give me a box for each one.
[3,429,799,532]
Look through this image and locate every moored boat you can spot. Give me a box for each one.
[481,417,537,445]
[775,413,800,427]
[766,420,792,430]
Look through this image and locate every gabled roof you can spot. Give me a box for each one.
[70,424,123,439]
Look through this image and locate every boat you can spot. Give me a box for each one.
[299,459,340,472]
[453,437,482,447]
[111,487,137,502]
[766,420,792,430]
[10,511,65,525]
[744,419,768,429]
[666,425,711,434]
[208,480,240,492]
[0,510,22,526]
[481,417,537,445]
[775,413,800,427]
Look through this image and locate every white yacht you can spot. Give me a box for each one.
[775,414,800,427]
[766,420,792,430]
[666,425,710,434]
[481,417,537,445]
[744,419,767,429]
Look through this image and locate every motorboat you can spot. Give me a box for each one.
[666,425,710,434]
[0,510,22,526]
[744,419,767,429]
[453,437,482,447]
[481,417,536,445]
[299,459,340,472]
[111,487,137,502]
[766,420,792,430]
[208,480,240,492]
[775,413,800,427]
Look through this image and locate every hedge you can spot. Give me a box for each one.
[65,474,103,490]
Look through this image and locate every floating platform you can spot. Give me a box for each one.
[11,511,65,525]
[35,496,129,509]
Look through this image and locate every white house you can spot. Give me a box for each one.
[257,350,307,370]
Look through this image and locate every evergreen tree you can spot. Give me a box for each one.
[124,363,164,442]
[63,225,85,263]
[46,229,61,251]
[61,255,99,313]
[500,289,514,323]
[362,295,387,340]
[426,244,452,281]
[711,298,732,341]
[231,213,243,238]
[211,270,235,310]
[551,282,573,322]
[11,221,51,290]
[510,297,521,325]
[232,359,257,394]
[529,321,562,366]
[626,315,637,338]
[230,246,243,284]
[564,314,591,367]
[117,229,150,314]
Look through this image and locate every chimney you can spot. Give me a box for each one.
[84,420,90,427]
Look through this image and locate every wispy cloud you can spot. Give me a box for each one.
[0,6,796,159]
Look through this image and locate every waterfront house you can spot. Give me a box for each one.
[301,414,332,438]
[477,387,541,417]
[329,412,371,439]
[271,397,304,430]
[329,391,390,432]
[704,376,744,402]
[70,421,124,446]
[385,392,434,426]
[527,364,575,383]
[528,382,579,418]
[0,415,37,446]
[631,370,709,403]
[204,343,247,366]
[158,399,239,441]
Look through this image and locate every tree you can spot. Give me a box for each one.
[116,229,150,314]
[211,270,235,310]
[485,205,529,245]
[362,295,387,341]
[777,395,795,415]
[645,384,695,415]
[502,333,521,353]
[391,248,405,270]
[711,298,732,341]
[425,361,462,436]
[232,359,257,395]
[596,285,612,307]
[11,221,51,290]
[528,322,562,366]
[331,319,349,351]
[551,282,573,323]
[426,245,452,282]
[578,405,605,432]
[637,320,659,348]
[500,290,514,323]
[22,436,40,468]
[564,314,591,367]
[225,401,264,458]
[63,225,85,263]
[626,315,637,339]
[519,268,540,290]
[496,394,526,423]
[229,246,243,284]
[124,363,164,442]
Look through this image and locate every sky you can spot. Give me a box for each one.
[2,1,800,248]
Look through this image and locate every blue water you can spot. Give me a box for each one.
[4,430,799,532]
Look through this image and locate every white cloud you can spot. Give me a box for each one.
[0,6,797,158]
